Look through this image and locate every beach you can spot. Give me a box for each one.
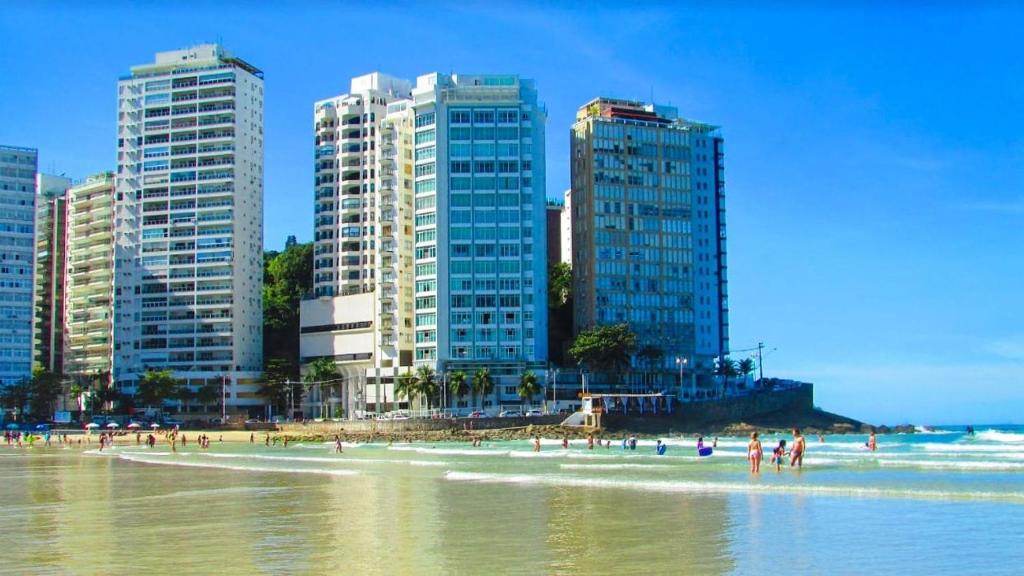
[1,426,1023,575]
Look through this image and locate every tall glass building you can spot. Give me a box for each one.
[570,98,728,394]
[411,74,548,408]
[113,45,264,412]
[0,145,38,387]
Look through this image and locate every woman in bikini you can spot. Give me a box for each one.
[790,428,806,468]
[747,431,763,473]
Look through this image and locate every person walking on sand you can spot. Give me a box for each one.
[867,431,877,452]
[533,436,541,452]
[790,428,806,468]
[747,432,763,473]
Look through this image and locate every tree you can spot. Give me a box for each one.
[716,357,738,396]
[737,358,756,389]
[517,371,540,404]
[548,262,573,308]
[171,381,195,414]
[67,382,85,414]
[92,384,120,414]
[395,369,416,410]
[472,368,494,411]
[414,365,438,410]
[263,242,314,372]
[258,357,299,416]
[29,366,64,419]
[304,358,341,418]
[569,323,637,391]
[448,370,468,407]
[0,379,31,421]
[136,370,177,411]
[195,383,220,411]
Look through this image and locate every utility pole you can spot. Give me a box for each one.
[221,375,227,423]
[757,342,764,383]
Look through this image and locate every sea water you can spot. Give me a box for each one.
[1,426,1022,575]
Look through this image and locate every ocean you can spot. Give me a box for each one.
[1,425,1022,575]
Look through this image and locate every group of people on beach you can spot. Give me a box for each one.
[747,428,808,473]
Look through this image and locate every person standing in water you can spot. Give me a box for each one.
[747,432,763,473]
[771,440,787,471]
[790,428,806,468]
[561,436,569,449]
[867,431,877,452]
[533,436,541,452]
[335,435,343,454]
[586,432,594,450]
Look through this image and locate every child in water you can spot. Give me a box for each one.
[771,440,787,471]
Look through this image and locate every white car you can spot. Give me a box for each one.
[498,410,523,418]
[525,410,543,417]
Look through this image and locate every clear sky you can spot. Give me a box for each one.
[1,3,1021,425]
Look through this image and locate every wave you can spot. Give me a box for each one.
[560,463,677,471]
[921,443,1024,454]
[878,459,1024,472]
[444,471,1024,503]
[387,446,512,457]
[975,430,1024,443]
[117,453,359,476]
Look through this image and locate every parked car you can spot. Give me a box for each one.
[525,409,543,417]
[498,410,523,418]
[163,418,183,427]
[468,410,488,418]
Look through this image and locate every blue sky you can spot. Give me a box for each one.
[1,3,1021,424]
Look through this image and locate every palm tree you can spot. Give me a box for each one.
[737,358,756,390]
[448,371,468,413]
[517,371,540,406]
[304,358,341,418]
[716,357,738,397]
[395,369,416,411]
[415,365,438,411]
[472,367,493,412]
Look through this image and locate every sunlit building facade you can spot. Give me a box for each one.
[0,145,38,386]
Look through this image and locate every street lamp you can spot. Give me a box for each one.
[676,356,689,400]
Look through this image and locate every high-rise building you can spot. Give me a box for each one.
[545,201,562,268]
[560,189,572,265]
[302,73,415,417]
[64,173,116,382]
[570,98,728,394]
[411,73,548,411]
[0,145,38,387]
[114,45,264,413]
[33,173,72,373]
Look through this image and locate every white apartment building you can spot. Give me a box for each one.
[113,45,264,412]
[560,188,572,265]
[0,145,38,387]
[64,173,116,382]
[302,73,416,417]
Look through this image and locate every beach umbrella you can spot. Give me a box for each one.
[150,423,160,429]
[85,423,100,429]
[127,422,141,429]
[106,422,119,428]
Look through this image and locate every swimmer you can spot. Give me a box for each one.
[747,431,763,473]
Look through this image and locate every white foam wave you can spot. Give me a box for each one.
[560,463,676,471]
[387,446,511,457]
[976,430,1024,443]
[117,453,358,476]
[878,460,1024,471]
[444,471,1024,503]
[921,443,1024,454]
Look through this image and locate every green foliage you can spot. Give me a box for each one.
[258,357,301,414]
[738,358,756,378]
[263,242,313,371]
[548,262,573,309]
[28,366,64,418]
[415,365,439,409]
[517,371,540,401]
[472,368,494,408]
[0,380,31,420]
[196,383,220,407]
[395,369,416,403]
[304,358,340,385]
[448,371,468,398]
[569,323,637,377]
[136,369,177,409]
